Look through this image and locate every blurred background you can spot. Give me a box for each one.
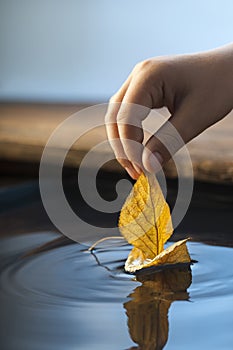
[0,0,233,188]
[1,0,233,103]
[0,0,232,184]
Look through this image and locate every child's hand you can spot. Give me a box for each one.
[105,44,233,179]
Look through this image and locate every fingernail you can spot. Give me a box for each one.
[147,152,163,173]
[125,167,139,180]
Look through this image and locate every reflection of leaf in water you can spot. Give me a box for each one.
[124,265,192,350]
[119,173,191,272]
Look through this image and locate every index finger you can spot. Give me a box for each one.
[116,84,152,171]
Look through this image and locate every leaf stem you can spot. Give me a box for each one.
[88,236,125,251]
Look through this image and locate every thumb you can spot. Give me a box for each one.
[142,108,190,173]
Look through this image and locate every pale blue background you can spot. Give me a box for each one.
[0,0,232,102]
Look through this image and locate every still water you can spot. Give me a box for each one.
[0,175,233,349]
[0,232,233,350]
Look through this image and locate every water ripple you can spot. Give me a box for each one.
[1,233,233,306]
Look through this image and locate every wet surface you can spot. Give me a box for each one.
[0,173,233,349]
[0,233,233,350]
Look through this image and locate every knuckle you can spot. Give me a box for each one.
[134,58,168,79]
[109,93,123,104]
[134,59,153,72]
[116,111,128,123]
[109,94,118,103]
[117,106,132,126]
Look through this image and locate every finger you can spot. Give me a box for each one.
[105,76,140,179]
[116,81,153,171]
[106,105,140,179]
[105,74,132,140]
[142,101,199,173]
[105,73,133,142]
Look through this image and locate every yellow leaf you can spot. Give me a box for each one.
[119,173,191,272]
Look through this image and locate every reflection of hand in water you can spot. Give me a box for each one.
[124,264,192,350]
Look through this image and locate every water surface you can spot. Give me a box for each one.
[0,232,233,350]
